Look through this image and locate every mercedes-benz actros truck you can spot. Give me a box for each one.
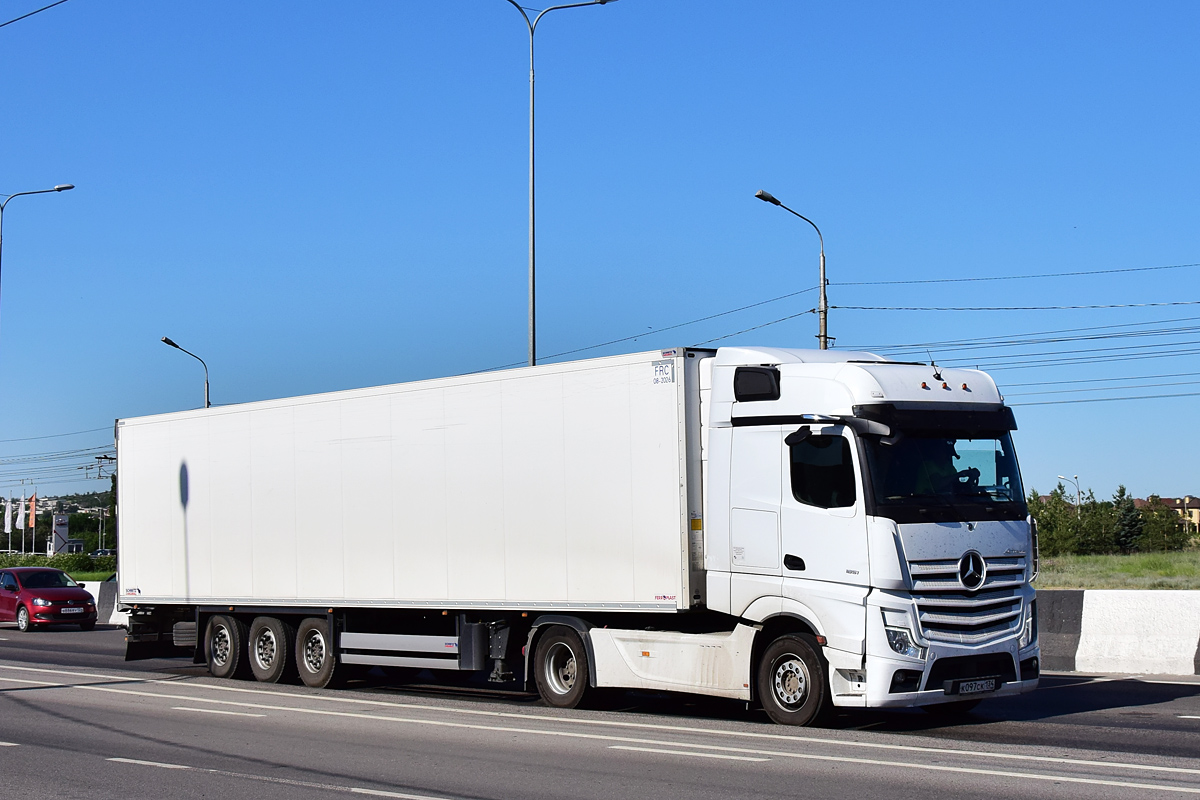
[118,346,1039,725]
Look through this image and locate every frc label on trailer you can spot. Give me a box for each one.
[652,360,675,385]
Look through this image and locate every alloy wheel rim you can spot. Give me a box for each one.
[211,625,231,668]
[255,628,277,670]
[772,654,810,707]
[303,630,326,673]
[544,641,577,695]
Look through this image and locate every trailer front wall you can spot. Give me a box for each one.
[117,352,689,611]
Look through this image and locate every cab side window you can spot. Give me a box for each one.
[789,435,856,509]
[0,573,16,591]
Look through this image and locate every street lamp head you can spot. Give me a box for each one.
[1057,475,1068,481]
[755,189,781,206]
[53,184,74,192]
[161,336,180,349]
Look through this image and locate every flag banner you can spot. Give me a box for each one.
[3,499,10,534]
[15,494,25,530]
[29,494,37,532]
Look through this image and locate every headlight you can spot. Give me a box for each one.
[885,627,926,660]
[1019,602,1037,649]
[31,598,52,607]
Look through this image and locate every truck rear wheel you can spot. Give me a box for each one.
[534,626,590,709]
[249,617,296,684]
[757,633,830,726]
[206,615,248,679]
[295,617,341,689]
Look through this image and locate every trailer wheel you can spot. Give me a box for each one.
[534,626,590,709]
[296,617,340,689]
[757,633,830,726]
[206,615,248,679]
[249,617,296,684]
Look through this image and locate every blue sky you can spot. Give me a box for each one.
[1,0,1197,500]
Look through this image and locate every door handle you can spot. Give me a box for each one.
[784,554,805,571]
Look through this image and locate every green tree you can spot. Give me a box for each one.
[1137,495,1188,551]
[1076,490,1117,554]
[1112,485,1143,553]
[1028,484,1078,555]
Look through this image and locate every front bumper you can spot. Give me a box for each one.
[32,608,97,624]
[855,589,1040,708]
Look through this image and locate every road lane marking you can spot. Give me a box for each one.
[74,684,1200,794]
[108,757,191,769]
[6,662,1200,783]
[109,755,456,799]
[0,742,18,747]
[172,706,266,718]
[610,745,768,762]
[1180,716,1200,720]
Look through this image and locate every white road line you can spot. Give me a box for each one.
[73,684,1200,794]
[108,757,191,770]
[0,742,18,747]
[5,662,1200,784]
[108,755,455,799]
[610,745,769,762]
[1180,716,1200,720]
[172,706,266,718]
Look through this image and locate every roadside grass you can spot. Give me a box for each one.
[68,571,116,582]
[1039,550,1200,590]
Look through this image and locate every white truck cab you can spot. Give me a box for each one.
[701,347,1038,721]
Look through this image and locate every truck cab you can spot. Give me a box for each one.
[701,347,1038,720]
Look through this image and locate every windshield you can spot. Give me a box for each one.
[18,570,76,589]
[862,431,1026,523]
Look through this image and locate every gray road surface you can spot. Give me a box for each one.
[1,624,1198,799]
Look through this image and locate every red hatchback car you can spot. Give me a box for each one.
[0,568,97,632]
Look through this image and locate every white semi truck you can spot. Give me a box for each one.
[118,346,1039,725]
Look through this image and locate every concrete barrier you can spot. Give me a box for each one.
[1037,589,1200,675]
[79,581,129,628]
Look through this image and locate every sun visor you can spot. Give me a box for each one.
[852,402,1017,433]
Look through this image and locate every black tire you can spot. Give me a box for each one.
[922,699,981,716]
[248,617,297,684]
[79,620,96,632]
[295,617,341,689]
[206,615,249,679]
[15,606,34,633]
[757,634,831,726]
[533,626,590,709]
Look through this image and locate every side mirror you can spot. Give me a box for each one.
[785,426,812,446]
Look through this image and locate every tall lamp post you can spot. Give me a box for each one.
[161,336,210,408]
[0,184,75,324]
[754,189,830,349]
[503,0,618,367]
[1057,474,1082,519]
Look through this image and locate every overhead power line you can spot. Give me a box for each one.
[0,0,71,30]
[1010,391,1200,407]
[834,261,1200,287]
[0,426,110,444]
[833,300,1200,312]
[1002,370,1200,388]
[1005,379,1200,398]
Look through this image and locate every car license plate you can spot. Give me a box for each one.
[957,678,996,695]
[60,607,84,614]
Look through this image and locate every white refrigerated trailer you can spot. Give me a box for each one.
[118,346,1039,725]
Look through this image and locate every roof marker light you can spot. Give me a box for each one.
[942,382,949,389]
[921,382,929,390]
[962,383,969,390]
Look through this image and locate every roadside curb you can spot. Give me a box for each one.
[1037,589,1200,675]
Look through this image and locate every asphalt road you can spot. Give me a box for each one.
[1,623,1198,800]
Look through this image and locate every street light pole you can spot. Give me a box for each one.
[0,184,75,333]
[503,0,618,367]
[161,336,210,408]
[1057,474,1082,519]
[754,190,829,349]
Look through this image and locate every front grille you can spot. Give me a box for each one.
[908,555,1026,645]
[926,653,1017,690]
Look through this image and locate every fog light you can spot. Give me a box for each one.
[885,627,925,660]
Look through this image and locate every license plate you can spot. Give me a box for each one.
[957,678,997,695]
[60,607,84,614]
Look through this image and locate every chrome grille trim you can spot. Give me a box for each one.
[908,554,1027,645]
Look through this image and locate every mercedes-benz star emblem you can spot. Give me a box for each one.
[958,551,987,591]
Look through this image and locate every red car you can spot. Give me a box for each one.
[0,568,97,632]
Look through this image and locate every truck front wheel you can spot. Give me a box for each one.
[757,634,831,726]
[534,626,590,709]
[296,617,340,689]
[206,615,248,679]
